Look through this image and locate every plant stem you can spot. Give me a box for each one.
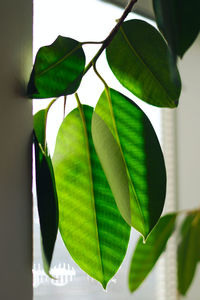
[63,96,67,120]
[93,62,109,88]
[44,98,57,151]
[83,0,137,76]
[81,40,104,45]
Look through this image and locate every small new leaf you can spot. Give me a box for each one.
[106,19,181,108]
[53,105,130,288]
[28,36,86,99]
[129,213,177,292]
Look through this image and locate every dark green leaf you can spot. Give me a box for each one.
[92,88,166,238]
[34,110,59,276]
[106,19,181,108]
[28,36,86,99]
[34,109,46,149]
[178,212,200,295]
[53,105,130,288]
[129,213,177,292]
[153,0,200,58]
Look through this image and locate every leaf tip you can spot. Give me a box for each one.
[101,280,108,290]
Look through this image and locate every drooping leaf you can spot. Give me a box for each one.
[106,19,181,108]
[34,109,47,149]
[129,213,177,292]
[34,110,59,276]
[178,212,200,295]
[92,88,166,239]
[28,36,86,99]
[153,0,200,58]
[53,104,130,288]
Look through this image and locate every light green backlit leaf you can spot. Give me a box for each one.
[106,19,181,108]
[34,110,59,276]
[92,88,166,238]
[178,212,200,295]
[28,36,86,99]
[129,214,177,292]
[53,105,130,288]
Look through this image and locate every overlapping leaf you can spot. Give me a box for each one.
[28,36,86,98]
[106,19,181,108]
[92,88,166,239]
[34,109,59,276]
[53,104,130,288]
[153,0,200,58]
[178,212,200,295]
[129,213,177,292]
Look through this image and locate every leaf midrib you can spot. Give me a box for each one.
[37,43,82,78]
[77,104,105,284]
[105,88,146,236]
[120,26,174,104]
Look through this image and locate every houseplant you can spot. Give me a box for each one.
[29,0,200,296]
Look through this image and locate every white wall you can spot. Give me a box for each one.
[0,0,33,299]
[177,34,200,300]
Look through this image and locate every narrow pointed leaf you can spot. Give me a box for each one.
[92,88,166,238]
[53,105,130,288]
[129,213,177,292]
[178,212,200,295]
[34,109,47,149]
[106,19,181,108]
[153,0,200,58]
[28,36,86,98]
[34,110,59,276]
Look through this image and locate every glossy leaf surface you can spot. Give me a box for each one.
[28,36,86,98]
[53,105,130,288]
[178,212,200,295]
[34,109,59,276]
[129,213,177,292]
[92,88,166,238]
[106,20,181,108]
[153,0,200,58]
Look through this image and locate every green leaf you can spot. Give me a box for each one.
[28,36,86,99]
[106,19,181,108]
[129,213,177,292]
[92,88,166,238]
[178,212,200,295]
[34,110,59,276]
[153,0,200,58]
[53,104,130,288]
[34,109,47,149]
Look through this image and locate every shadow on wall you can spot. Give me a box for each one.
[98,0,154,19]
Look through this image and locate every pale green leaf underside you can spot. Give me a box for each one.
[106,19,181,108]
[129,213,177,292]
[92,88,166,238]
[53,105,130,288]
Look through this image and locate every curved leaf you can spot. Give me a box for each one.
[92,88,166,238]
[153,0,200,58]
[129,213,177,292]
[53,105,130,288]
[34,110,59,276]
[28,36,86,99]
[178,212,200,295]
[106,19,181,108]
